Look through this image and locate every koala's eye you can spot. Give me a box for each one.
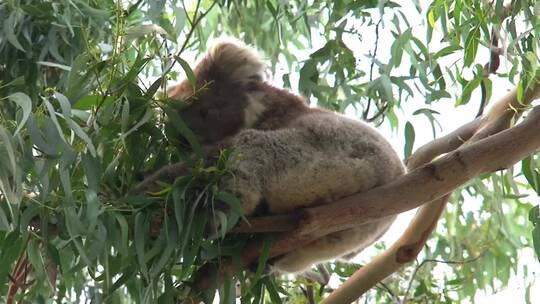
[199,108,209,118]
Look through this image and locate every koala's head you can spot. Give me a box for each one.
[168,39,267,145]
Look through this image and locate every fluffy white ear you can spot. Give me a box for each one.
[206,38,266,83]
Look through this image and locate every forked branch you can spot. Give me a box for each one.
[322,77,540,303]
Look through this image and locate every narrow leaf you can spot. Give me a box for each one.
[8,92,32,135]
[175,56,197,90]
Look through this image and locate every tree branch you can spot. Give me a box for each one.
[233,78,540,235]
[321,195,448,304]
[249,105,540,257]
[320,77,540,302]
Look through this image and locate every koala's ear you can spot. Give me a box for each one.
[201,38,266,84]
[168,38,265,101]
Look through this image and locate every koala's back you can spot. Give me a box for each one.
[229,110,405,215]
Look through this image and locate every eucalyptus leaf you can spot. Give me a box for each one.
[54,92,97,157]
[7,92,32,135]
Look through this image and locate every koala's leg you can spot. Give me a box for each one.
[271,216,395,274]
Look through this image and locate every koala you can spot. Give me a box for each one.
[168,39,405,274]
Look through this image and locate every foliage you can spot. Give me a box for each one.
[0,0,540,303]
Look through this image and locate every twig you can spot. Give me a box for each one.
[401,252,486,303]
[169,0,218,73]
[376,281,397,303]
[129,162,189,195]
[363,18,383,120]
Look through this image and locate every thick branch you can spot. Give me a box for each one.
[235,78,540,235]
[320,196,448,304]
[321,76,540,302]
[238,106,540,266]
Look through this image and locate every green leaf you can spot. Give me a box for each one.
[530,207,540,262]
[0,231,22,276]
[54,92,97,157]
[216,191,244,227]
[121,100,130,142]
[150,218,178,278]
[134,213,149,279]
[7,92,32,135]
[0,126,17,176]
[114,213,129,256]
[110,267,136,294]
[263,277,283,303]
[66,53,92,100]
[121,108,153,140]
[0,205,10,231]
[0,76,24,89]
[391,76,414,97]
[73,95,114,110]
[37,61,72,71]
[181,209,207,277]
[27,239,45,278]
[43,99,68,144]
[219,276,235,304]
[120,55,152,90]
[254,236,273,279]
[404,121,415,158]
[378,74,394,101]
[144,77,164,99]
[517,80,524,103]
[522,157,540,194]
[457,65,483,105]
[464,27,480,67]
[174,56,197,90]
[163,105,203,158]
[81,153,100,191]
[433,45,462,59]
[390,29,412,68]
[427,9,437,29]
[4,12,25,52]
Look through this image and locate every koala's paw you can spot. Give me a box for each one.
[220,173,262,216]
